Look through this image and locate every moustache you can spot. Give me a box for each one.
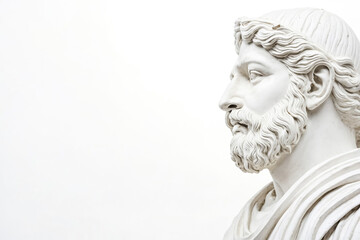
[226,108,263,134]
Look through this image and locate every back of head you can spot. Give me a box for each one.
[261,8,360,72]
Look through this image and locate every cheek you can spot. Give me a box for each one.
[244,74,290,115]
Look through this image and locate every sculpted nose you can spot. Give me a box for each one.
[219,97,244,111]
[219,84,244,111]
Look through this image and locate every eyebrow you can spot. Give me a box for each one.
[235,60,269,75]
[236,60,268,69]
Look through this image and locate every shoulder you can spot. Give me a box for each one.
[323,206,360,240]
[295,180,360,239]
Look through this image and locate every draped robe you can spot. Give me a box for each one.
[224,149,360,240]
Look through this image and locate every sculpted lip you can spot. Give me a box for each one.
[232,122,249,135]
[227,112,250,135]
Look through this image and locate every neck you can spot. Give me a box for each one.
[268,99,357,199]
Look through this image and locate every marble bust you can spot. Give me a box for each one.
[219,8,360,240]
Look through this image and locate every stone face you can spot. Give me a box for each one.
[219,8,360,240]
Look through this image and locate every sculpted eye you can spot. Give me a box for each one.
[248,70,264,83]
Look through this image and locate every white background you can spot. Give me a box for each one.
[1,1,359,239]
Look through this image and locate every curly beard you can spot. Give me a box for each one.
[227,79,308,173]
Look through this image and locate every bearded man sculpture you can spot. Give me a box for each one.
[219,8,360,240]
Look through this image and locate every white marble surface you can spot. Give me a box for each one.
[220,8,360,239]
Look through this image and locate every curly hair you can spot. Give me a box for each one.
[234,18,360,146]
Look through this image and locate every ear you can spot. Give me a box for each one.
[305,64,334,110]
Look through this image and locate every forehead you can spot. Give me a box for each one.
[236,41,284,68]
